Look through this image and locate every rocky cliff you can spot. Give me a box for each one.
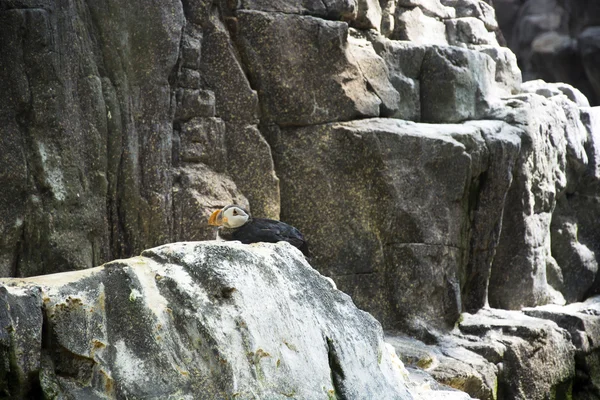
[1,0,600,399]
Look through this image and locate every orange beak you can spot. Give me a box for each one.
[208,209,223,226]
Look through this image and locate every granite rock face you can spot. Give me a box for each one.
[0,242,427,400]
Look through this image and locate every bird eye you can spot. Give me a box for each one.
[233,209,238,216]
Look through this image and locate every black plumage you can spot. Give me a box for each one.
[208,206,310,257]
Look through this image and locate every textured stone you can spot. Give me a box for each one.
[347,31,401,117]
[393,7,449,44]
[172,166,248,242]
[492,0,599,105]
[200,9,259,124]
[0,0,185,275]
[353,0,383,29]
[397,0,455,19]
[420,46,495,123]
[370,38,426,121]
[236,0,358,20]
[441,0,497,30]
[237,11,383,126]
[0,242,421,399]
[445,17,498,47]
[488,94,592,309]
[175,89,216,121]
[458,308,575,400]
[270,118,520,332]
[478,46,522,96]
[578,27,600,107]
[225,124,280,220]
[0,286,43,400]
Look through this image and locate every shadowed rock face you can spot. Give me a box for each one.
[0,242,421,399]
[492,0,600,106]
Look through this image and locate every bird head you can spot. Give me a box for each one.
[208,205,250,229]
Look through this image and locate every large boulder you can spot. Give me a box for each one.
[0,241,430,399]
[235,11,396,126]
[268,118,521,331]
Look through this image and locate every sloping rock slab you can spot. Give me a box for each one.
[387,306,579,400]
[0,241,423,399]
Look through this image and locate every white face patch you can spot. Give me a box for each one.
[222,206,249,228]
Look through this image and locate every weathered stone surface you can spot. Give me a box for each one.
[236,11,383,126]
[521,80,590,107]
[478,46,522,96]
[578,27,600,107]
[172,166,248,243]
[0,286,43,399]
[386,333,497,400]
[347,31,401,117]
[224,123,280,220]
[457,308,575,400]
[420,46,495,123]
[0,242,423,399]
[488,93,594,309]
[353,0,383,29]
[441,0,497,30]
[445,17,498,47]
[200,9,260,124]
[235,0,358,20]
[0,0,185,276]
[370,38,426,121]
[398,0,455,19]
[270,118,521,332]
[175,89,216,121]
[392,7,449,44]
[461,121,522,312]
[524,296,600,399]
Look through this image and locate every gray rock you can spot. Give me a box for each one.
[393,7,449,44]
[488,93,592,309]
[458,308,576,400]
[353,0,383,29]
[236,0,358,20]
[175,89,216,121]
[461,121,522,312]
[178,117,227,170]
[521,79,590,107]
[442,0,498,29]
[0,286,43,400]
[200,9,260,124]
[224,123,280,220]
[478,46,522,96]
[523,297,600,399]
[492,0,599,105]
[445,17,498,47]
[0,242,423,399]
[270,118,521,332]
[370,38,426,121]
[347,30,401,117]
[237,11,382,126]
[420,46,495,123]
[172,166,248,242]
[397,0,456,19]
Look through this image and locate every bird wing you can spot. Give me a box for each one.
[232,218,308,251]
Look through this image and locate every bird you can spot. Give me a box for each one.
[207,205,311,257]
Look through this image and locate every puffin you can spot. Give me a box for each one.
[208,205,310,257]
